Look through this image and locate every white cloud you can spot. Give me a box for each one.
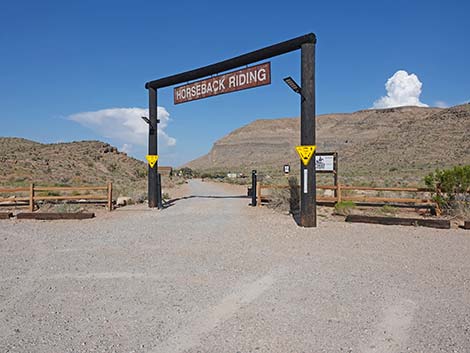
[68,107,176,147]
[120,143,132,154]
[434,100,448,108]
[373,70,428,108]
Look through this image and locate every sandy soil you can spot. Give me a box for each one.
[1,179,469,352]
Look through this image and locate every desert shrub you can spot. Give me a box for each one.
[265,177,299,214]
[380,205,397,215]
[135,168,147,178]
[54,203,82,213]
[424,166,470,215]
[266,187,290,213]
[334,201,356,216]
[178,167,193,178]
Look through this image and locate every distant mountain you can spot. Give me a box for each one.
[0,138,147,197]
[186,104,470,185]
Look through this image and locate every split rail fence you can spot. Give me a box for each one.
[0,183,113,212]
[256,183,438,214]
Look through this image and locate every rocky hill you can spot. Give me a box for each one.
[0,138,148,197]
[186,104,470,185]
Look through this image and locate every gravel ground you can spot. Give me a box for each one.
[1,179,469,353]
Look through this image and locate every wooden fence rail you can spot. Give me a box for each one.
[0,183,113,211]
[257,183,438,214]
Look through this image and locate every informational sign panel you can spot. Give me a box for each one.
[315,154,335,172]
[174,62,271,104]
[283,164,290,174]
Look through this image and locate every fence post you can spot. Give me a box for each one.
[107,182,113,211]
[337,183,342,204]
[333,152,338,200]
[256,182,261,207]
[29,183,34,212]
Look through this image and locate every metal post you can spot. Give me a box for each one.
[251,170,257,206]
[148,87,160,208]
[300,42,316,227]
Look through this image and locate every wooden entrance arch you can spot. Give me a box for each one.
[145,33,317,227]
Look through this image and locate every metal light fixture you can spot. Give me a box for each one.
[141,116,151,125]
[141,116,160,128]
[283,76,302,94]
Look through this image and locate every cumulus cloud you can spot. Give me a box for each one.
[373,70,428,108]
[434,100,448,108]
[68,107,176,151]
[120,143,132,154]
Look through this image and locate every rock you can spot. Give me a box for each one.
[116,197,132,207]
[324,190,335,197]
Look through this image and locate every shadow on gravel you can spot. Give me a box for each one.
[164,195,249,208]
[288,177,301,226]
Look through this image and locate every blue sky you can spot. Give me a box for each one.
[1,0,469,166]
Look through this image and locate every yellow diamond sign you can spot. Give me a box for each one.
[146,155,159,168]
[295,145,316,166]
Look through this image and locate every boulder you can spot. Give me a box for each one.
[116,196,132,207]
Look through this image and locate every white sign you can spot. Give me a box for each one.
[315,155,334,172]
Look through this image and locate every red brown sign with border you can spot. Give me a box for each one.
[174,62,271,104]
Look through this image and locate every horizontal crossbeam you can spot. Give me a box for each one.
[145,33,316,89]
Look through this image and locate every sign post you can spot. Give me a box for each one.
[300,42,316,227]
[148,87,162,209]
[315,152,339,199]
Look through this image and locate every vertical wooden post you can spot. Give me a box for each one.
[107,182,113,211]
[337,183,342,203]
[148,87,161,208]
[29,183,34,212]
[300,41,316,227]
[333,152,338,200]
[256,182,261,207]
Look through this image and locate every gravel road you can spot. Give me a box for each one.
[1,179,469,352]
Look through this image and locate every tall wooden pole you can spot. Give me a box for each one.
[300,42,316,227]
[148,87,160,208]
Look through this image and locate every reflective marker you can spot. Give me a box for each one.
[303,169,308,194]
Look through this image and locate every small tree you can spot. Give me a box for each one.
[424,165,470,214]
[178,167,193,178]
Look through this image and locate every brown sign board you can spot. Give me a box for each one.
[174,62,271,104]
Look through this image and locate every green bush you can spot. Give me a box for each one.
[425,166,470,194]
[424,165,470,213]
[334,201,356,216]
